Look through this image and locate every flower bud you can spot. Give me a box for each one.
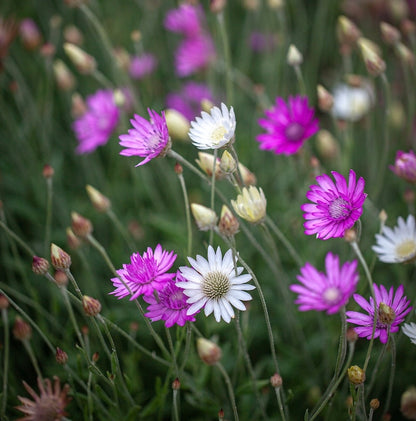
[390,150,416,183]
[19,18,42,50]
[337,16,361,46]
[172,378,181,390]
[317,84,333,112]
[238,162,257,185]
[53,59,76,91]
[50,243,71,270]
[267,0,284,9]
[346,327,358,343]
[13,316,32,341]
[71,92,87,118]
[32,256,50,275]
[66,227,82,250]
[287,44,303,66]
[316,130,338,159]
[218,408,225,420]
[396,42,415,66]
[201,98,214,113]
[92,351,99,362]
[40,43,56,59]
[231,186,267,224]
[63,25,83,45]
[64,43,96,74]
[210,0,227,14]
[82,295,102,316]
[174,162,183,175]
[197,338,222,365]
[165,109,190,141]
[220,150,236,174]
[42,164,54,179]
[54,270,68,287]
[191,204,218,231]
[370,398,380,410]
[71,211,93,238]
[218,205,239,237]
[401,386,416,419]
[270,373,283,388]
[0,293,9,310]
[344,228,357,243]
[86,185,111,212]
[347,365,365,385]
[357,37,386,77]
[56,347,68,365]
[380,22,401,45]
[196,152,223,179]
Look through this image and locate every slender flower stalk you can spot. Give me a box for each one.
[176,166,193,256]
[43,168,53,256]
[216,362,239,421]
[1,305,9,418]
[216,11,233,104]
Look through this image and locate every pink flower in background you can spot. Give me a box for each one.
[390,150,416,183]
[119,109,171,166]
[175,35,216,77]
[144,272,198,327]
[290,252,359,314]
[110,244,177,300]
[248,31,276,52]
[346,284,412,344]
[257,95,319,155]
[166,81,214,121]
[72,89,120,154]
[19,18,42,50]
[164,4,202,37]
[301,169,367,240]
[129,53,157,79]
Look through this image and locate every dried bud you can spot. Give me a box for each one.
[71,211,93,238]
[54,270,68,287]
[64,25,84,45]
[370,398,380,410]
[82,295,102,316]
[13,316,32,341]
[0,294,9,310]
[86,185,111,212]
[220,150,236,174]
[210,0,227,13]
[317,84,333,112]
[346,327,358,343]
[113,47,130,71]
[380,22,401,45]
[378,303,396,325]
[270,373,283,388]
[53,59,76,91]
[347,365,365,385]
[197,338,222,365]
[238,162,257,185]
[42,164,55,179]
[196,152,223,179]
[401,386,416,419]
[191,204,218,231]
[404,189,415,205]
[50,243,71,270]
[357,37,386,77]
[287,44,303,66]
[66,227,82,250]
[56,347,68,365]
[218,205,239,237]
[64,43,96,74]
[165,109,190,141]
[337,16,361,46]
[32,256,50,275]
[172,378,181,390]
[316,130,338,159]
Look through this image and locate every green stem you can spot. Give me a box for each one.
[383,335,396,416]
[217,11,233,104]
[1,309,10,419]
[0,220,35,256]
[165,327,179,379]
[273,386,286,421]
[294,65,306,96]
[106,209,135,251]
[61,287,86,350]
[44,177,53,257]
[172,388,180,421]
[177,172,192,257]
[209,149,218,246]
[216,362,239,421]
[22,339,43,380]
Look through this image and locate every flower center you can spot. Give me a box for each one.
[285,123,305,142]
[395,240,416,260]
[323,286,342,305]
[378,302,396,325]
[202,270,230,299]
[211,126,227,144]
[328,197,350,220]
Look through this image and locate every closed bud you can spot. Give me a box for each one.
[337,16,361,46]
[267,0,284,9]
[401,386,416,419]
[92,351,99,362]
[197,338,222,365]
[56,347,68,365]
[270,373,283,388]
[71,211,93,238]
[218,205,239,237]
[370,398,380,410]
[50,243,71,270]
[210,0,227,14]
[86,185,111,212]
[238,162,257,185]
[317,84,333,112]
[40,43,56,58]
[165,109,190,141]
[201,99,214,113]
[196,152,223,179]
[172,378,181,390]
[346,327,358,343]
[220,150,236,174]
[396,42,415,66]
[32,256,50,275]
[64,25,84,45]
[54,270,68,287]
[53,59,76,91]
[218,408,225,420]
[347,365,365,385]
[71,92,87,118]
[82,295,102,316]
[42,164,55,179]
[357,38,386,77]
[401,19,416,37]
[13,316,32,341]
[66,227,82,250]
[19,18,42,50]
[316,130,338,159]
[113,47,130,71]
[191,204,218,231]
[388,0,409,22]
[287,44,303,66]
[380,22,401,45]
[174,162,183,175]
[344,228,357,243]
[0,294,9,310]
[64,43,96,74]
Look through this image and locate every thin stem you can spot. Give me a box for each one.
[22,339,43,380]
[0,220,35,256]
[61,287,86,350]
[1,309,10,419]
[106,209,135,251]
[294,65,306,96]
[217,12,233,104]
[44,177,53,257]
[65,269,83,301]
[383,335,396,416]
[179,323,192,373]
[172,388,180,421]
[273,386,286,421]
[177,171,192,257]
[335,307,348,377]
[209,149,218,246]
[216,362,239,421]
[165,327,179,379]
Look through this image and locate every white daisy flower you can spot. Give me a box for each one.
[372,215,416,263]
[188,103,236,150]
[176,245,255,323]
[402,322,416,345]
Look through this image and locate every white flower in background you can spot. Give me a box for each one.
[402,322,416,345]
[372,215,416,263]
[177,245,255,323]
[188,103,236,150]
[332,83,374,122]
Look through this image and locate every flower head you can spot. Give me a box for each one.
[290,252,359,314]
[257,95,319,155]
[129,53,157,79]
[16,376,71,421]
[231,186,267,224]
[301,169,367,240]
[164,4,202,37]
[143,272,198,327]
[346,284,412,344]
[189,103,236,150]
[402,322,416,345]
[177,246,255,323]
[390,150,416,183]
[72,89,120,154]
[110,244,177,300]
[119,109,171,166]
[372,215,416,263]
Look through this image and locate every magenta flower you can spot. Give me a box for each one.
[164,4,202,37]
[119,109,171,166]
[175,35,216,77]
[143,272,198,327]
[390,150,416,183]
[290,252,359,314]
[257,95,319,155]
[72,90,120,154]
[166,81,214,121]
[110,244,177,300]
[129,53,157,79]
[301,169,367,240]
[346,284,412,344]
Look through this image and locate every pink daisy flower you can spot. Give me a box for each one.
[72,90,120,154]
[143,272,198,327]
[110,244,177,300]
[119,109,171,166]
[164,4,202,38]
[257,95,319,155]
[301,169,367,240]
[129,53,157,79]
[290,252,359,314]
[390,150,416,183]
[346,284,412,344]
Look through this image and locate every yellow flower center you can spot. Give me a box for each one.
[211,126,227,144]
[395,240,416,260]
[202,270,230,299]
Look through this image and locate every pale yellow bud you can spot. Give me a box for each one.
[220,150,236,174]
[191,204,218,231]
[53,59,76,91]
[64,43,96,74]
[165,109,190,141]
[231,186,267,224]
[238,162,257,185]
[201,99,214,113]
[347,365,365,385]
[195,152,223,179]
[401,386,416,420]
[287,44,303,66]
[86,185,111,212]
[380,22,401,45]
[316,130,338,159]
[197,338,222,365]
[357,38,386,76]
[396,42,415,66]
[113,89,126,108]
[337,16,361,45]
[317,84,333,112]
